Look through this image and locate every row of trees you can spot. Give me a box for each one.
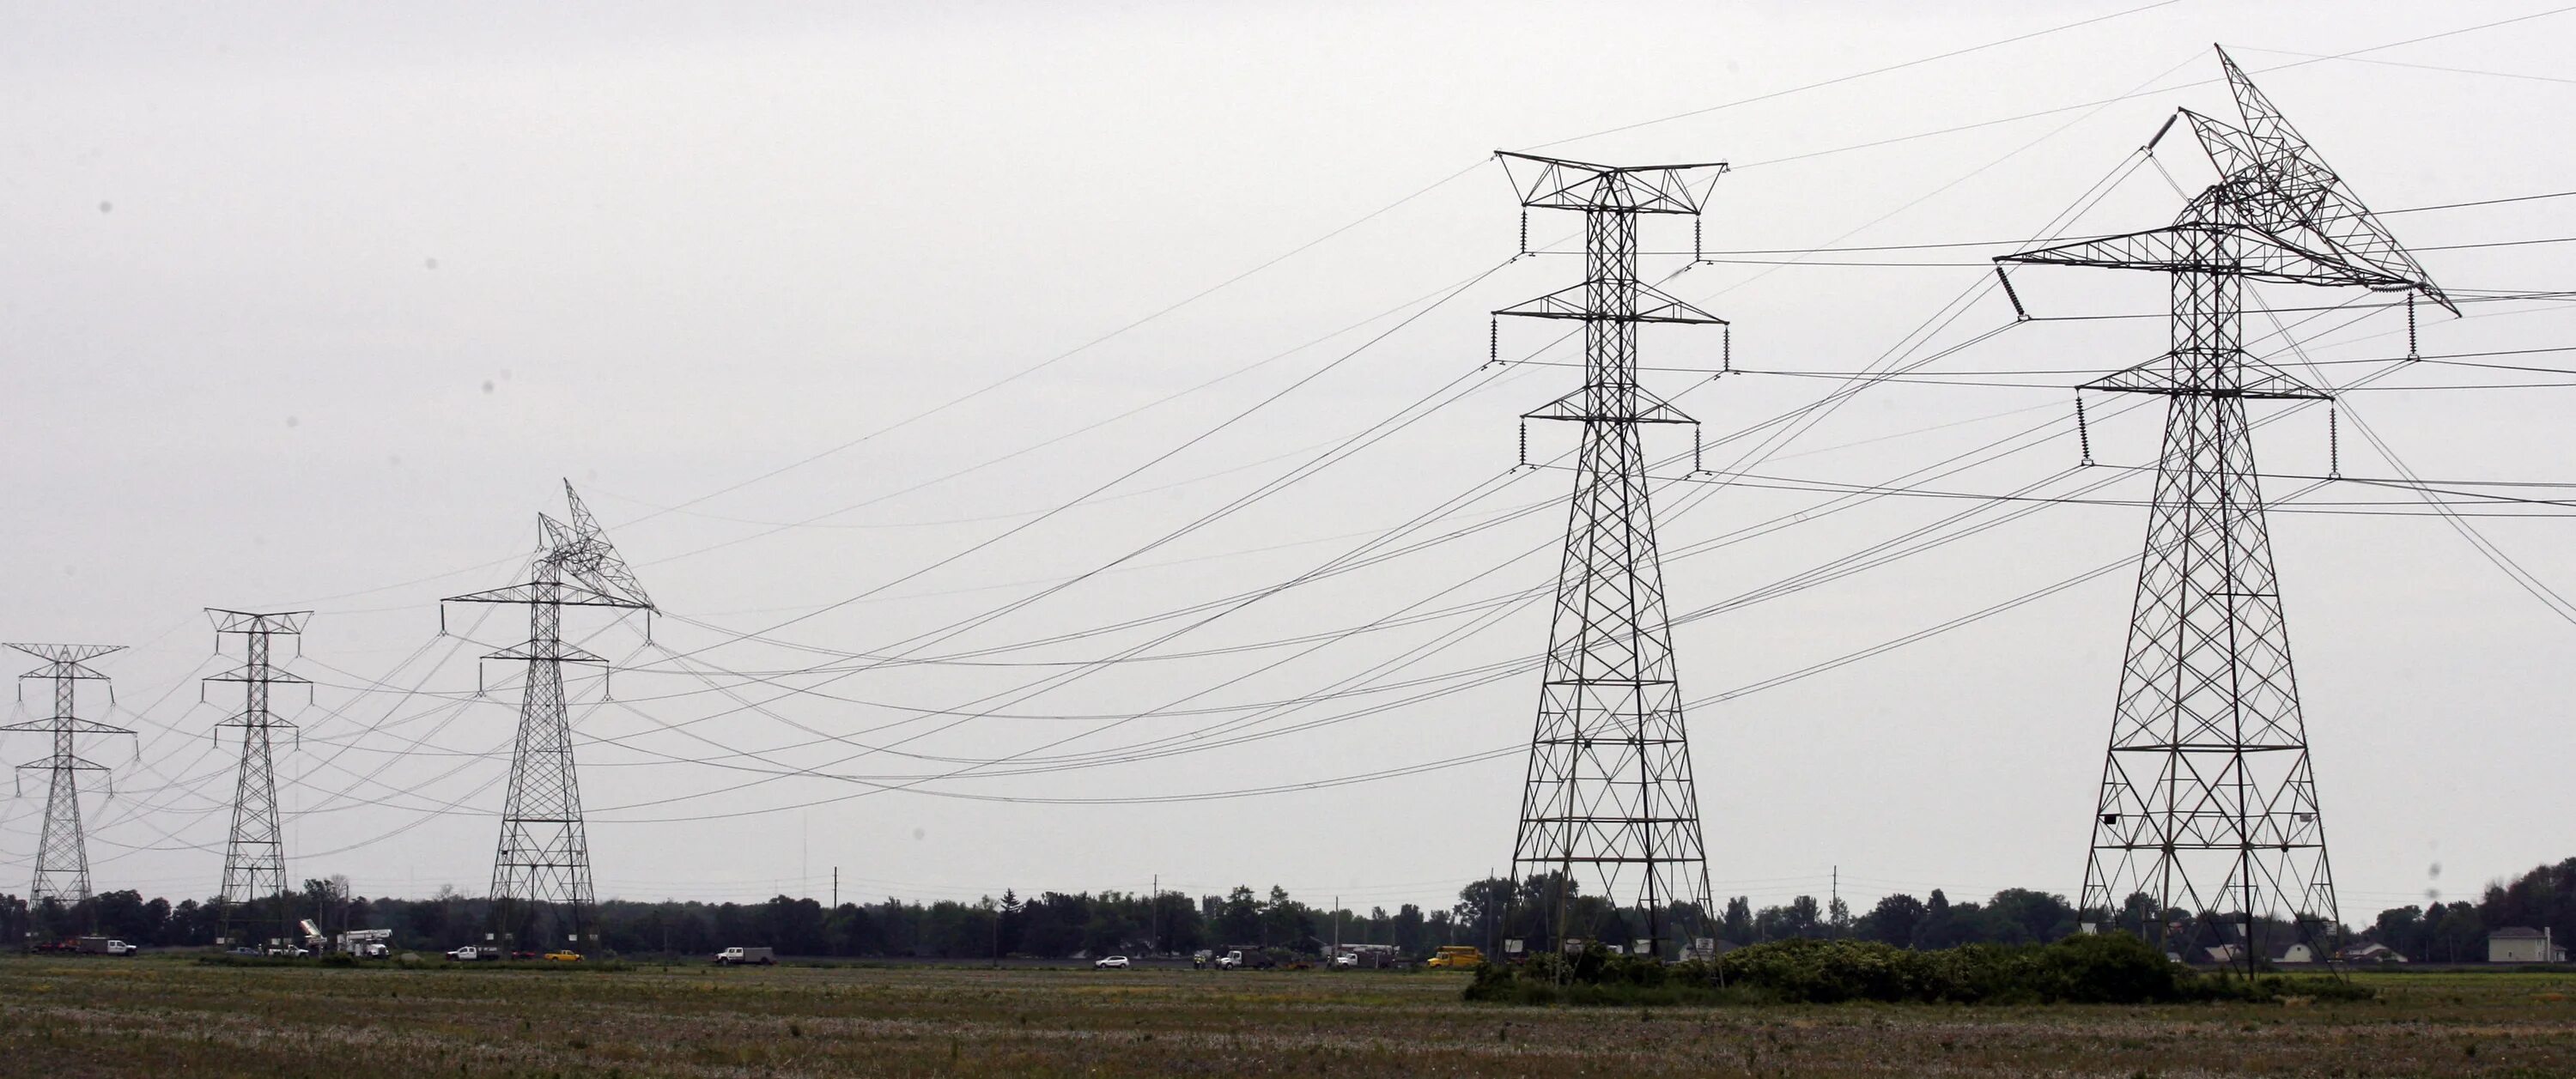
[9,858,2567,961]
[0,881,1468,959]
[2363,858,2576,962]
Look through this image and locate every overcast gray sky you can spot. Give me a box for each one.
[3,1,2573,920]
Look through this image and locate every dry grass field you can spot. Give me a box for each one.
[2,955,2573,1077]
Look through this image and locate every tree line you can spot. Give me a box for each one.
[5,857,2567,961]
[2361,858,2576,962]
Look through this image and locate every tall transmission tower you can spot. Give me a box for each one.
[4,644,131,906]
[443,482,653,952]
[1999,47,2451,968]
[206,609,311,948]
[1494,151,1728,958]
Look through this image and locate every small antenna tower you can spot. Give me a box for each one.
[1998,47,2452,973]
[442,482,653,952]
[4,644,131,906]
[1492,150,1728,959]
[205,609,312,948]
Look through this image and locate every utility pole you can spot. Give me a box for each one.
[443,482,653,954]
[2000,47,2451,978]
[1495,151,1727,961]
[206,609,311,950]
[833,866,840,910]
[5,644,131,909]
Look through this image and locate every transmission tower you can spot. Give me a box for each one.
[1494,151,1727,958]
[3,644,131,906]
[1999,48,2451,970]
[206,609,311,948]
[443,482,653,952]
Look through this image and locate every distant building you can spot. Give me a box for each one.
[2275,943,2318,964]
[2487,927,2565,964]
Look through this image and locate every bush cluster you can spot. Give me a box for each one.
[1701,934,2182,1003]
[1467,934,2373,1007]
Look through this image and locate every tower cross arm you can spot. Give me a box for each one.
[206,610,313,635]
[1996,223,2421,290]
[1496,151,1728,215]
[1496,280,1728,325]
[14,751,120,772]
[1,718,134,737]
[204,665,314,686]
[443,581,652,609]
[1523,385,1698,425]
[5,643,123,666]
[2197,47,2457,314]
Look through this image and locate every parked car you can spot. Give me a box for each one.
[714,946,776,966]
[263,945,310,958]
[76,937,138,956]
[1425,945,1485,969]
[228,946,261,956]
[544,951,583,962]
[1093,955,1130,969]
[447,946,492,961]
[1330,953,1358,969]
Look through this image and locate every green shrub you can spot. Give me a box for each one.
[1467,934,2372,1008]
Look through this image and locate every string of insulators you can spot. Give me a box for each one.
[2075,394,2094,467]
[1692,427,1704,473]
[2406,294,2419,361]
[1516,419,1528,469]
[1693,216,1704,263]
[1722,324,1733,375]
[2328,403,2341,480]
[1518,209,1528,257]
[1488,318,1498,367]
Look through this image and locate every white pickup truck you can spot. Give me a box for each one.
[714,946,776,966]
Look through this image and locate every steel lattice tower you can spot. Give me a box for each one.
[443,482,653,951]
[207,609,311,947]
[2000,48,2451,967]
[4,644,130,905]
[1494,152,1728,957]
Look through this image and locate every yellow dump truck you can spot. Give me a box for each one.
[1425,945,1485,969]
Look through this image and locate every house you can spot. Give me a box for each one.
[2337,942,2407,964]
[2274,943,2318,964]
[2486,927,2566,964]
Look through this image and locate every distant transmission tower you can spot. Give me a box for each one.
[4,644,131,905]
[1494,152,1728,958]
[1999,48,2451,969]
[443,482,653,952]
[206,609,311,948]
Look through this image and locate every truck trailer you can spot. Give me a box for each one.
[75,937,138,956]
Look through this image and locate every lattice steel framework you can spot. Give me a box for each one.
[207,609,311,946]
[1495,151,1727,957]
[4,644,129,905]
[1999,48,2451,968]
[443,482,653,951]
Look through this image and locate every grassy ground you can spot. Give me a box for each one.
[2,955,2573,1076]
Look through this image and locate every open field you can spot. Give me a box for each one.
[3,956,2575,1077]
